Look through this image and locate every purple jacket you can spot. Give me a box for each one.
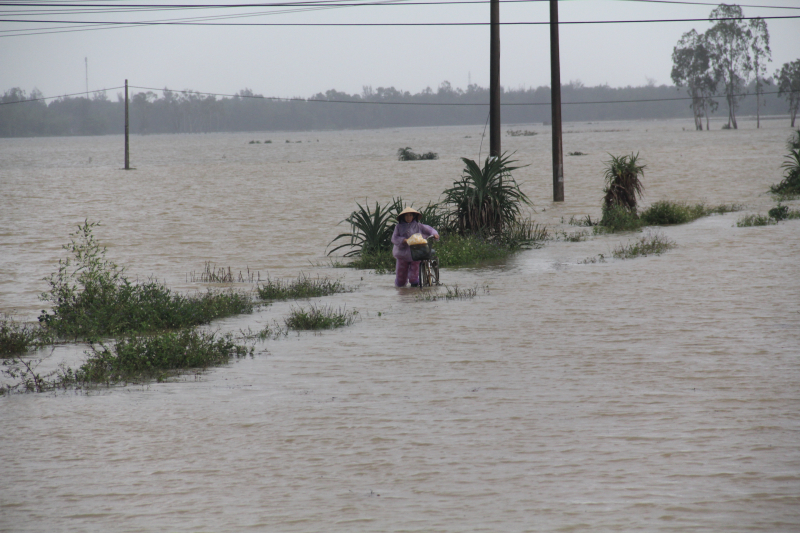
[391,221,439,262]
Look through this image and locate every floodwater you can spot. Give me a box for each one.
[1,118,798,532]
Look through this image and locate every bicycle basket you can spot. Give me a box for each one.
[409,242,432,261]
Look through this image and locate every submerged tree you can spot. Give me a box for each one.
[706,4,751,129]
[748,17,771,128]
[671,29,717,130]
[775,59,800,127]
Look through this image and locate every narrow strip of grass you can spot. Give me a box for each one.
[284,305,358,330]
[612,232,676,259]
[257,274,347,300]
[3,330,252,392]
[597,202,744,233]
[40,284,255,340]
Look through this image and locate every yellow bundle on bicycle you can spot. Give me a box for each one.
[406,233,427,245]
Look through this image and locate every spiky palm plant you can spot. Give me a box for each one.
[327,198,403,257]
[443,153,531,235]
[603,153,646,212]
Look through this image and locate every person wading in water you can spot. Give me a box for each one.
[391,207,439,287]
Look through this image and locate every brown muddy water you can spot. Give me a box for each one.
[1,119,798,532]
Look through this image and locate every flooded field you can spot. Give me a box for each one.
[1,118,799,532]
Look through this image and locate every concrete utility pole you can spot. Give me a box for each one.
[124,79,130,170]
[489,0,501,158]
[550,0,564,201]
[85,58,88,95]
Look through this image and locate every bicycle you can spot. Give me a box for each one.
[409,237,440,287]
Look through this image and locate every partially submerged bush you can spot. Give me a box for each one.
[39,221,254,339]
[257,274,347,300]
[598,204,643,233]
[736,214,776,227]
[284,305,358,330]
[397,147,438,161]
[0,315,43,355]
[640,201,707,225]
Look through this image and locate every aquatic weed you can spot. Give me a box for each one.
[257,274,348,300]
[284,305,358,330]
[612,232,676,259]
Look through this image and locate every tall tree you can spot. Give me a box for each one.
[706,4,751,129]
[775,60,800,127]
[672,29,717,130]
[748,17,771,128]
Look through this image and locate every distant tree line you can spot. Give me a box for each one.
[671,3,800,130]
[0,79,795,138]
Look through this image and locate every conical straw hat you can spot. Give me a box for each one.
[397,206,421,222]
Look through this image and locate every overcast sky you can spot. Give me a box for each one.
[1,0,798,100]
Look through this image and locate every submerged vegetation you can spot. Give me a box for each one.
[257,274,347,301]
[415,284,484,302]
[596,201,742,233]
[612,232,676,259]
[0,314,47,355]
[284,305,358,330]
[2,330,252,393]
[397,147,438,161]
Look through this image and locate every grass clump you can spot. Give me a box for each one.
[736,214,776,227]
[38,221,254,339]
[640,201,744,225]
[414,284,483,302]
[284,305,358,330]
[257,274,347,301]
[612,232,676,259]
[397,147,438,161]
[71,330,251,386]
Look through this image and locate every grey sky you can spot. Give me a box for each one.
[1,0,798,100]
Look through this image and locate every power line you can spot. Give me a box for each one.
[2,14,798,26]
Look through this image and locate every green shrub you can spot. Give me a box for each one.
[597,205,642,233]
[397,147,438,161]
[257,274,347,300]
[0,315,42,356]
[39,221,254,339]
[640,201,704,225]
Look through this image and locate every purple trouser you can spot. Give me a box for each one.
[395,259,420,287]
